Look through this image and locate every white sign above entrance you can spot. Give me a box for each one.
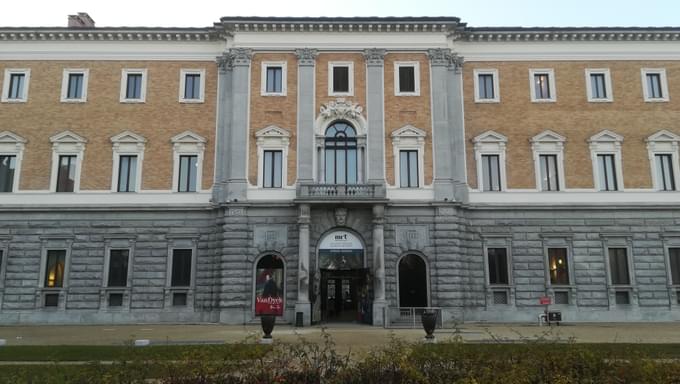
[319,230,363,250]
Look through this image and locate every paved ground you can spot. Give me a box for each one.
[1,322,680,351]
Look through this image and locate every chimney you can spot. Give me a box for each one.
[68,13,95,28]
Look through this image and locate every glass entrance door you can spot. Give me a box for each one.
[320,268,371,324]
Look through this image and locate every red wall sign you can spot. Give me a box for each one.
[539,296,552,305]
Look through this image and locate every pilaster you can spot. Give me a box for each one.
[295,48,318,183]
[372,204,386,325]
[364,48,387,184]
[226,48,252,202]
[295,203,312,325]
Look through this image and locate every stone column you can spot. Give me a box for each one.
[364,49,386,184]
[295,49,318,184]
[372,204,387,325]
[429,48,455,201]
[295,203,311,325]
[447,54,467,202]
[225,48,252,202]
[213,53,233,203]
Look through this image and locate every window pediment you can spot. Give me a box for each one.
[111,130,147,152]
[255,125,291,147]
[531,130,565,152]
[391,125,426,147]
[316,98,367,136]
[473,130,507,152]
[0,131,27,145]
[647,130,680,143]
[171,131,206,152]
[589,130,623,152]
[50,130,87,153]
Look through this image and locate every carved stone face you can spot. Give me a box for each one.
[334,207,348,226]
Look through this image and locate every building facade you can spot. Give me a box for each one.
[1,15,680,325]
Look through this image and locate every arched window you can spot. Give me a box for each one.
[398,254,428,307]
[254,254,284,316]
[324,121,357,184]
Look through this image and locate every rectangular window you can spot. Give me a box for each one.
[655,154,675,191]
[56,155,76,193]
[481,154,501,191]
[8,73,25,100]
[646,73,663,99]
[398,66,416,93]
[608,248,630,285]
[399,150,419,188]
[44,250,66,288]
[0,155,16,192]
[125,73,143,99]
[548,248,569,285]
[332,66,349,93]
[669,248,680,285]
[66,73,84,99]
[2,69,30,102]
[178,155,197,192]
[487,248,509,285]
[263,150,282,188]
[539,154,560,191]
[171,249,192,287]
[266,66,283,94]
[534,73,551,99]
[478,74,495,100]
[590,73,607,99]
[108,293,123,307]
[183,74,201,100]
[642,69,669,102]
[117,155,137,192]
[44,293,59,307]
[597,154,618,191]
[107,249,129,287]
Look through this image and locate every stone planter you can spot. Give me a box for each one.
[260,314,275,340]
[421,311,437,340]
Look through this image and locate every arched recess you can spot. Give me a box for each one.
[397,253,430,308]
[252,253,285,316]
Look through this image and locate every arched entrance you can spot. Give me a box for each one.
[317,230,371,323]
[253,254,285,316]
[398,254,429,307]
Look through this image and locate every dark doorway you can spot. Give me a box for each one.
[320,268,371,324]
[398,254,428,307]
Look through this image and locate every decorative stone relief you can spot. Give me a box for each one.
[216,53,233,73]
[229,48,252,66]
[334,207,348,226]
[395,225,429,251]
[427,48,464,73]
[363,48,386,66]
[319,99,364,121]
[295,48,318,66]
[228,207,245,216]
[254,225,288,252]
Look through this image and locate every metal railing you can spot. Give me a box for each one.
[297,183,386,199]
[384,307,443,329]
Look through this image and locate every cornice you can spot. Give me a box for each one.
[218,17,462,34]
[0,28,219,42]
[464,28,680,42]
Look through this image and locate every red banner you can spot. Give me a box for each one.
[255,295,283,316]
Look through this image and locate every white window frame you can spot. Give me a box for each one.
[394,61,420,96]
[110,131,146,193]
[178,68,205,103]
[391,125,426,188]
[171,131,206,193]
[119,68,147,103]
[49,130,87,193]
[473,130,508,192]
[260,62,287,96]
[589,130,624,192]
[60,68,89,103]
[0,131,27,193]
[641,68,669,102]
[531,130,566,192]
[473,68,500,103]
[328,61,354,96]
[1,68,30,103]
[255,125,290,188]
[646,130,680,191]
[529,68,556,102]
[585,68,613,102]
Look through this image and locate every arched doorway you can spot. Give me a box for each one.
[398,254,428,307]
[317,230,371,323]
[254,254,284,316]
[324,121,358,184]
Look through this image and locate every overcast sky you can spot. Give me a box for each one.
[1,0,678,28]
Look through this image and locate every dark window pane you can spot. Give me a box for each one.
[117,155,137,192]
[324,122,358,184]
[44,293,59,307]
[67,73,84,99]
[478,74,494,99]
[655,154,675,191]
[263,150,282,188]
[534,73,551,99]
[647,73,663,98]
[399,150,419,187]
[126,74,142,99]
[332,66,349,93]
[107,249,129,287]
[266,67,282,93]
[171,249,192,287]
[108,293,123,307]
[173,292,187,306]
[8,74,25,99]
[609,248,630,285]
[184,74,201,99]
[615,291,630,305]
[481,154,501,191]
[488,248,509,285]
[44,250,66,288]
[590,73,607,99]
[669,248,680,285]
[0,155,16,192]
[548,248,569,285]
[56,155,76,192]
[540,154,559,191]
[178,155,197,192]
[597,154,618,191]
[398,66,415,93]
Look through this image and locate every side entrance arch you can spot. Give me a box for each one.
[397,254,429,307]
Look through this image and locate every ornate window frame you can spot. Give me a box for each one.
[473,68,500,103]
[0,131,27,192]
[531,130,566,191]
[601,234,637,308]
[481,233,514,307]
[540,233,577,306]
[164,234,199,309]
[49,130,87,193]
[100,235,136,311]
[472,130,508,191]
[391,124,426,188]
[646,130,680,191]
[589,130,624,191]
[255,125,290,188]
[170,131,206,193]
[110,131,146,193]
